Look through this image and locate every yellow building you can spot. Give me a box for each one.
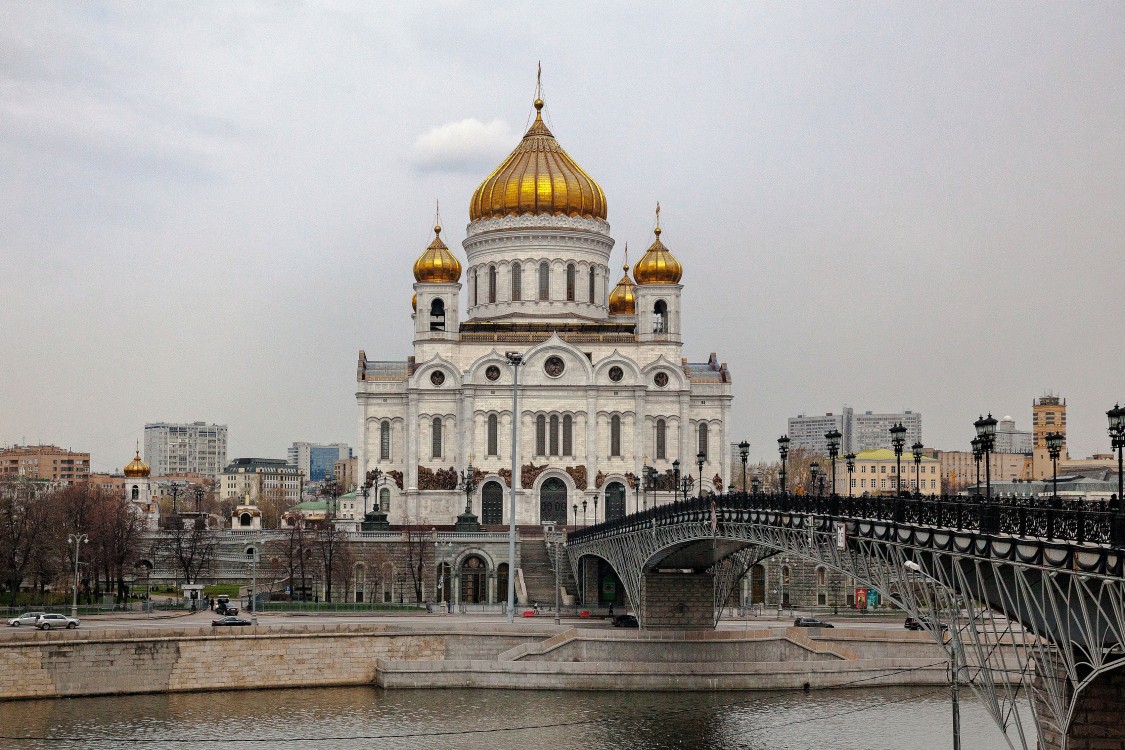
[1032,395,1067,479]
[834,449,942,496]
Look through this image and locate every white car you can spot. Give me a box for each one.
[35,613,80,630]
[7,612,45,627]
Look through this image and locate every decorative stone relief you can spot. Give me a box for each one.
[624,472,637,490]
[521,462,548,489]
[466,213,611,237]
[485,365,501,381]
[565,466,587,490]
[544,356,565,377]
[498,468,512,487]
[430,371,445,386]
[388,470,404,490]
[594,470,606,489]
[713,474,724,493]
[417,465,457,491]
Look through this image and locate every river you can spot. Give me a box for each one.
[0,685,1019,749]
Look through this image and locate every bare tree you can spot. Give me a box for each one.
[165,516,217,585]
[0,479,52,606]
[401,515,431,604]
[259,486,288,529]
[313,525,348,602]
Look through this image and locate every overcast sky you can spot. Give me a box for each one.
[2,2,1122,472]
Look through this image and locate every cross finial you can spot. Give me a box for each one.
[623,242,629,271]
[536,61,542,99]
[655,202,661,228]
[434,200,441,235]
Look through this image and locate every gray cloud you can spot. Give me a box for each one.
[412,118,515,173]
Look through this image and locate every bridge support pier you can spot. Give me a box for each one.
[640,570,715,630]
[1034,656,1125,750]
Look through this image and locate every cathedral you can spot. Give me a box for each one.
[355,92,733,529]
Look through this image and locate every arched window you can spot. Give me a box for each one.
[538,261,550,301]
[536,414,546,455]
[782,565,791,606]
[549,415,560,456]
[653,300,668,333]
[380,421,391,460]
[656,419,666,460]
[588,266,596,303]
[566,263,576,301]
[131,485,139,500]
[562,415,573,456]
[240,512,252,527]
[469,269,476,306]
[511,262,522,301]
[698,422,708,460]
[488,265,497,303]
[379,487,390,512]
[487,414,498,456]
[432,417,443,459]
[610,415,622,457]
[429,298,445,332]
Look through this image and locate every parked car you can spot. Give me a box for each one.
[7,612,45,627]
[904,616,949,632]
[35,613,79,630]
[794,617,834,628]
[612,614,639,628]
[211,616,252,627]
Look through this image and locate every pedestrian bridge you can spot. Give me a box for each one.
[566,492,1125,750]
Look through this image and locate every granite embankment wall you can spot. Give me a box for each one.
[0,622,968,700]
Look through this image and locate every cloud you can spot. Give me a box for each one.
[412,118,515,173]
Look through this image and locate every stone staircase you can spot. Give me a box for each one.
[520,538,576,608]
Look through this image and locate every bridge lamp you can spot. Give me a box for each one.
[751,474,761,496]
[845,453,856,498]
[1108,404,1124,506]
[809,462,820,497]
[974,414,997,502]
[581,499,587,527]
[696,451,705,499]
[1046,432,1065,505]
[825,429,842,497]
[777,435,790,496]
[970,437,983,497]
[890,423,907,497]
[672,460,681,502]
[738,440,750,496]
[911,442,924,497]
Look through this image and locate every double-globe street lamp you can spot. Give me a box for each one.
[1108,403,1124,506]
[912,441,925,497]
[738,440,750,497]
[777,435,790,495]
[1046,431,1065,507]
[696,451,705,499]
[809,462,820,497]
[845,453,856,498]
[974,414,998,502]
[890,422,907,497]
[970,437,983,496]
[825,429,842,498]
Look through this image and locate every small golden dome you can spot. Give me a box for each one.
[413,225,462,283]
[469,97,607,222]
[123,451,150,478]
[633,226,683,285]
[608,265,636,314]
[411,293,417,311]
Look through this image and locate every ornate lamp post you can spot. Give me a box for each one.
[167,482,182,517]
[504,351,523,624]
[572,503,578,527]
[809,462,820,497]
[1046,432,1064,506]
[672,460,681,502]
[777,435,790,495]
[912,442,924,497]
[696,451,705,499]
[974,414,998,502]
[194,485,205,514]
[456,457,480,531]
[582,499,588,527]
[845,453,856,498]
[971,437,983,497]
[890,423,907,497]
[361,468,390,531]
[1108,404,1124,505]
[825,429,841,496]
[680,473,695,500]
[68,533,88,618]
[751,474,761,497]
[738,440,750,496]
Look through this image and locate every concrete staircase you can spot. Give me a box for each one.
[520,538,576,608]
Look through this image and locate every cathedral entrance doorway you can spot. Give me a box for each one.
[604,481,626,521]
[481,481,504,525]
[460,556,486,604]
[539,477,567,524]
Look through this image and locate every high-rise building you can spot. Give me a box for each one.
[994,416,1033,455]
[144,422,228,478]
[287,442,352,482]
[787,408,921,454]
[1032,395,1067,479]
[0,444,90,483]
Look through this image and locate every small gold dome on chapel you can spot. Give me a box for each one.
[413,225,462,283]
[633,225,683,285]
[123,451,151,478]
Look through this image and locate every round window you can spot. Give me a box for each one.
[608,366,624,382]
[654,372,669,388]
[544,356,565,377]
[430,370,445,386]
[485,365,501,381]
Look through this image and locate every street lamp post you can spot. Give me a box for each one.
[573,503,578,527]
[809,462,820,497]
[1108,404,1124,506]
[672,460,681,502]
[582,499,587,527]
[738,440,750,497]
[890,423,907,497]
[194,485,204,514]
[912,442,924,497]
[455,457,480,531]
[974,414,997,502]
[777,436,790,495]
[845,453,856,498]
[1046,432,1064,506]
[971,437,983,497]
[505,351,523,624]
[825,429,841,497]
[696,451,705,498]
[168,482,182,516]
[68,533,88,618]
[751,474,761,497]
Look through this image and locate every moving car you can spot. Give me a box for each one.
[612,614,639,628]
[7,612,45,627]
[211,616,252,627]
[794,617,834,628]
[904,616,949,632]
[35,614,79,630]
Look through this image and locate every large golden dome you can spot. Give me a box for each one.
[469,98,607,222]
[413,225,462,283]
[633,227,683,285]
[608,262,636,315]
[123,451,150,478]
